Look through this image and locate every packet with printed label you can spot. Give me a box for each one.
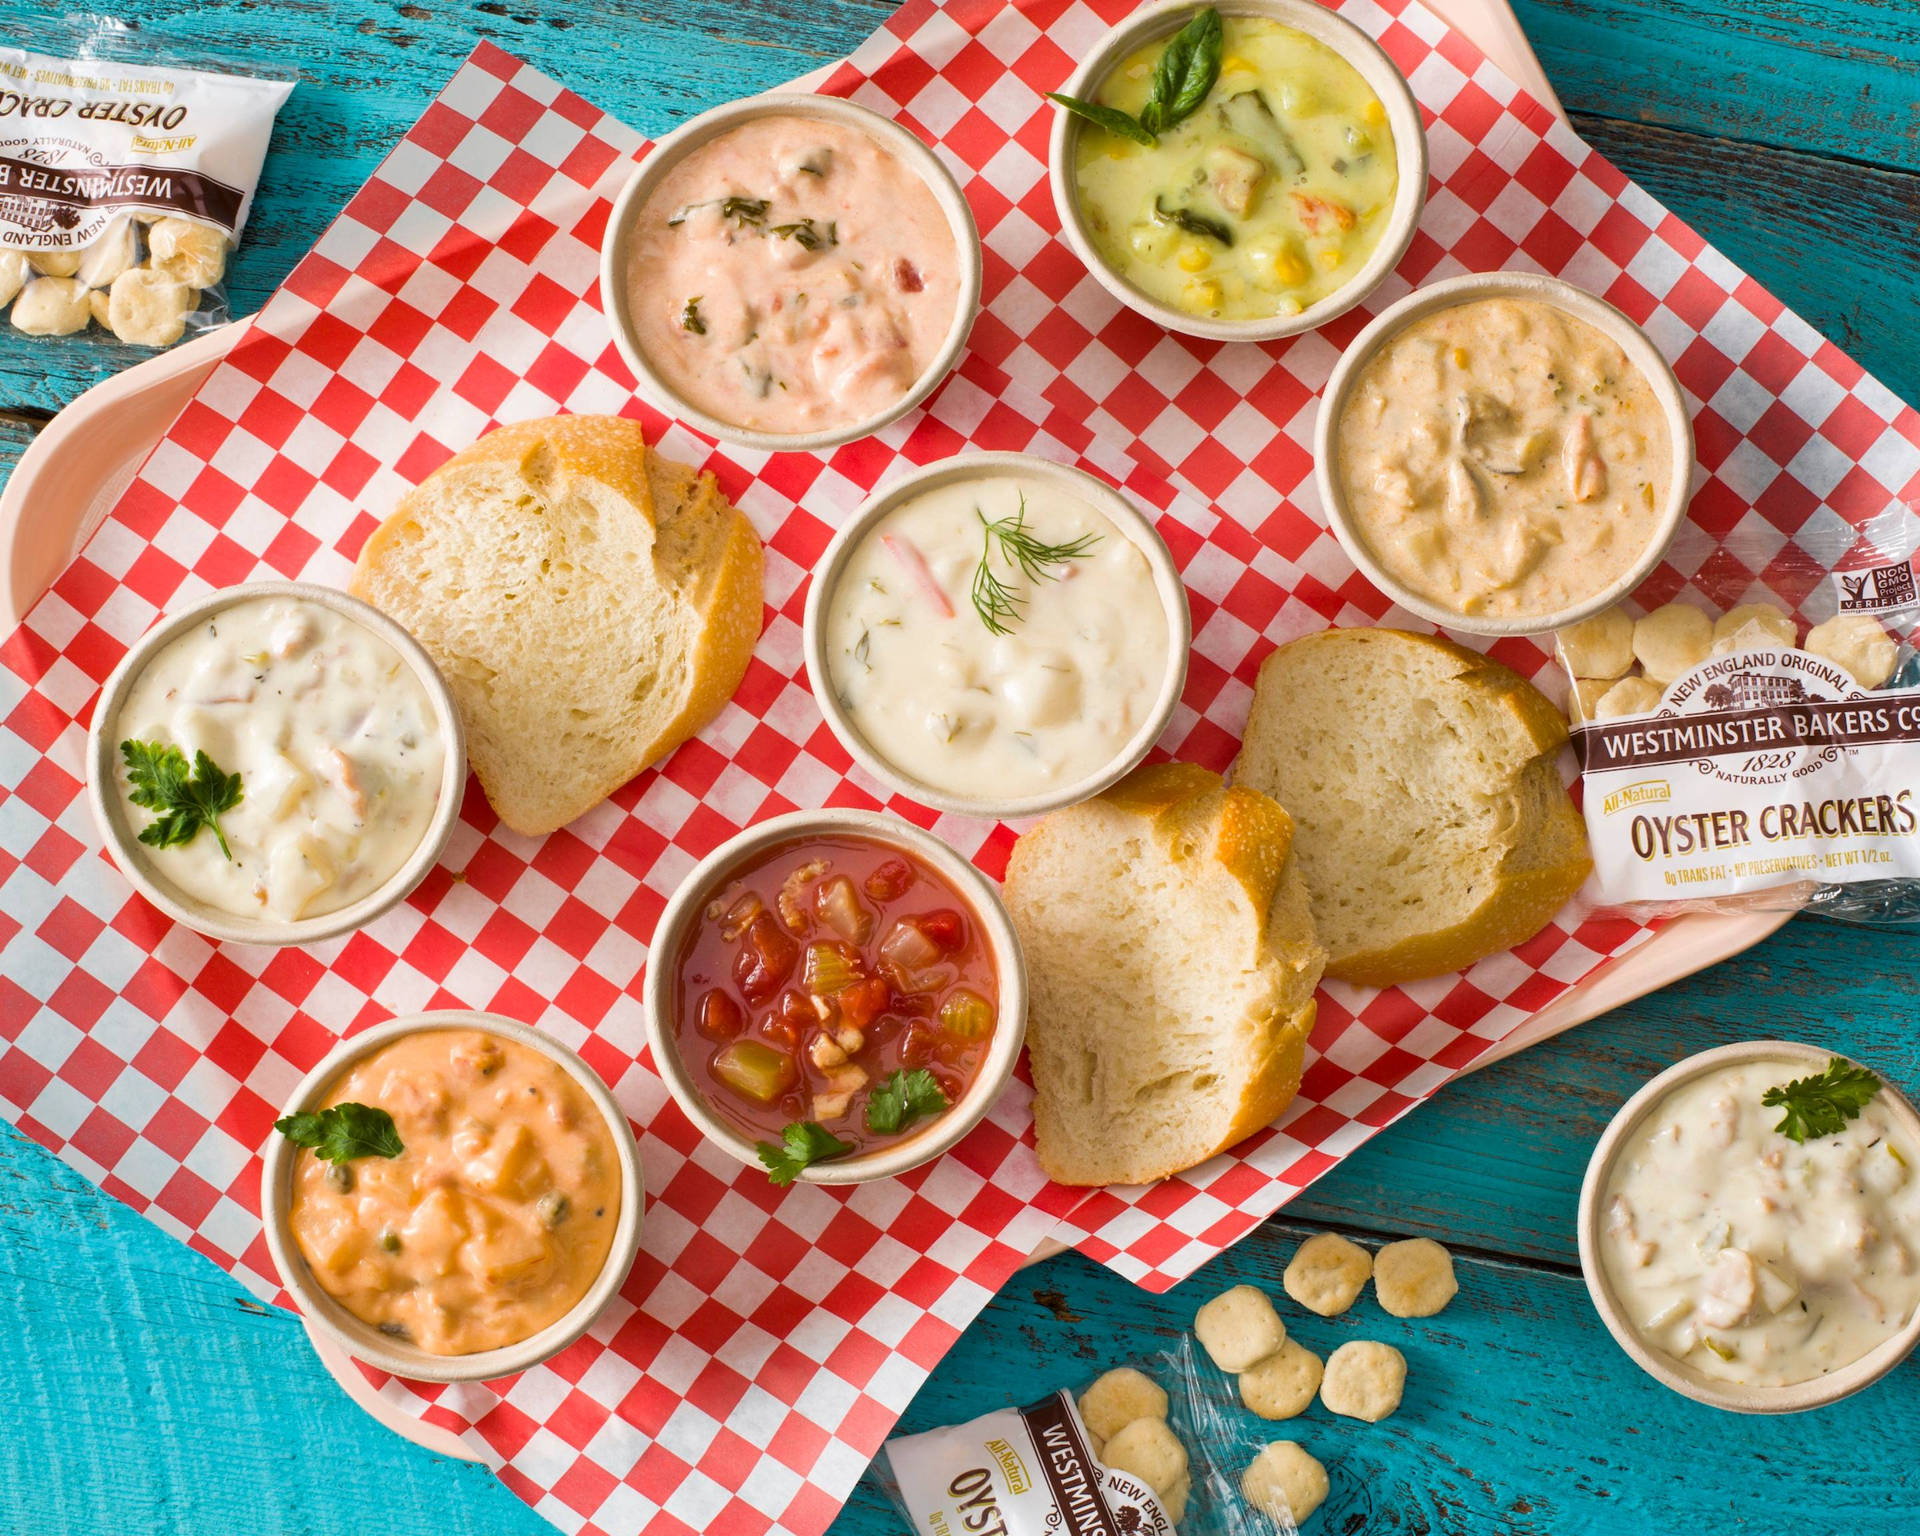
[1555,493,1920,923]
[876,1338,1316,1536]
[0,15,293,349]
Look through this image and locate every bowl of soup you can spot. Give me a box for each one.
[262,1012,644,1383]
[803,451,1190,820]
[1317,271,1695,636]
[643,810,1027,1184]
[1047,0,1427,340]
[602,94,982,452]
[1579,1039,1920,1413]
[85,581,466,947]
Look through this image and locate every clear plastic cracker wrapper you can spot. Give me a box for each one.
[0,16,293,348]
[879,1339,1317,1536]
[1557,497,1920,923]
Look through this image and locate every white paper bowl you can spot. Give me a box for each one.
[262,1011,645,1384]
[802,451,1191,820]
[601,93,982,453]
[85,581,467,948]
[1315,270,1695,637]
[1577,1038,1920,1414]
[1047,0,1428,342]
[643,808,1027,1184]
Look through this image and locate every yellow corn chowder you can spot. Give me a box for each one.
[1071,15,1399,321]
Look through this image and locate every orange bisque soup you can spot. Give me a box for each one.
[287,1029,621,1355]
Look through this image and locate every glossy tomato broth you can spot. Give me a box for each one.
[673,835,999,1155]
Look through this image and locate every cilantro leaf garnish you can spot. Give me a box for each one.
[756,1120,853,1186]
[1760,1057,1881,1144]
[274,1102,405,1163]
[865,1068,949,1136]
[120,739,244,860]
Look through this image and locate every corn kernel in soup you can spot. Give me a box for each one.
[1071,16,1398,321]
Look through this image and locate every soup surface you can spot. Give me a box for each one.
[1071,15,1398,321]
[287,1029,622,1355]
[673,836,999,1163]
[112,595,445,921]
[627,113,960,434]
[1336,296,1673,619]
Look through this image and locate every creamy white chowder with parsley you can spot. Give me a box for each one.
[112,594,445,921]
[1600,1057,1920,1386]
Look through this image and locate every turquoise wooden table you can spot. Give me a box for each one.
[2,2,1917,1531]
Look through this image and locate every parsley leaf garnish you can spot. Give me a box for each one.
[969,493,1102,636]
[1047,8,1222,147]
[274,1102,405,1163]
[866,1069,949,1136]
[120,739,244,861]
[756,1120,852,1186]
[681,296,707,334]
[1760,1057,1881,1144]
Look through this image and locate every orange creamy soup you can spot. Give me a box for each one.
[287,1029,621,1355]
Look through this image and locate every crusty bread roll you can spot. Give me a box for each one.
[1233,628,1591,987]
[1003,762,1325,1187]
[351,414,762,835]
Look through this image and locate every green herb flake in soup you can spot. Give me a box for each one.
[1070,14,1397,321]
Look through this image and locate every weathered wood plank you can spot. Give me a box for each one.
[846,1229,1920,1536]
[1515,0,1920,168]
[1286,916,1920,1267]
[0,1122,553,1536]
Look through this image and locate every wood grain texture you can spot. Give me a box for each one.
[3,1,1920,1533]
[1515,0,1920,166]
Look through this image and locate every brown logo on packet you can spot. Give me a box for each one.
[0,150,242,229]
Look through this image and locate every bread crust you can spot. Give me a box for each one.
[1006,761,1325,1187]
[1237,627,1591,987]
[350,414,763,835]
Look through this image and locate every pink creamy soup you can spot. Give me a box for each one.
[627,114,961,434]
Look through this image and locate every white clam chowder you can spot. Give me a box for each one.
[824,474,1169,802]
[1600,1058,1920,1387]
[112,595,446,921]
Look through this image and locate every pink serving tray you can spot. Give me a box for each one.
[0,0,1789,1459]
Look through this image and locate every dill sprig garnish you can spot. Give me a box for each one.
[968,495,1101,635]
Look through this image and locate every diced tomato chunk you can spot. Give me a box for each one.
[837,976,892,1031]
[915,909,967,954]
[733,912,798,1003]
[932,1067,965,1104]
[899,1019,940,1069]
[760,1014,801,1052]
[696,989,746,1043]
[864,859,916,901]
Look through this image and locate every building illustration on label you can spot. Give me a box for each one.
[1700,671,1810,711]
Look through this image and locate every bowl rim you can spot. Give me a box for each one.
[800,449,1192,819]
[1313,268,1697,637]
[1576,1037,1920,1414]
[260,1009,646,1384]
[83,579,468,948]
[599,91,984,453]
[1046,0,1430,343]
[641,807,1028,1184]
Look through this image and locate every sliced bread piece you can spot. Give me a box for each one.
[1002,761,1326,1187]
[1233,628,1591,987]
[351,414,762,835]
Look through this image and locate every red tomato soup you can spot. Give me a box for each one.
[672,835,998,1158]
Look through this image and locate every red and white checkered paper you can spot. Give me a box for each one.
[5,0,1920,1529]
